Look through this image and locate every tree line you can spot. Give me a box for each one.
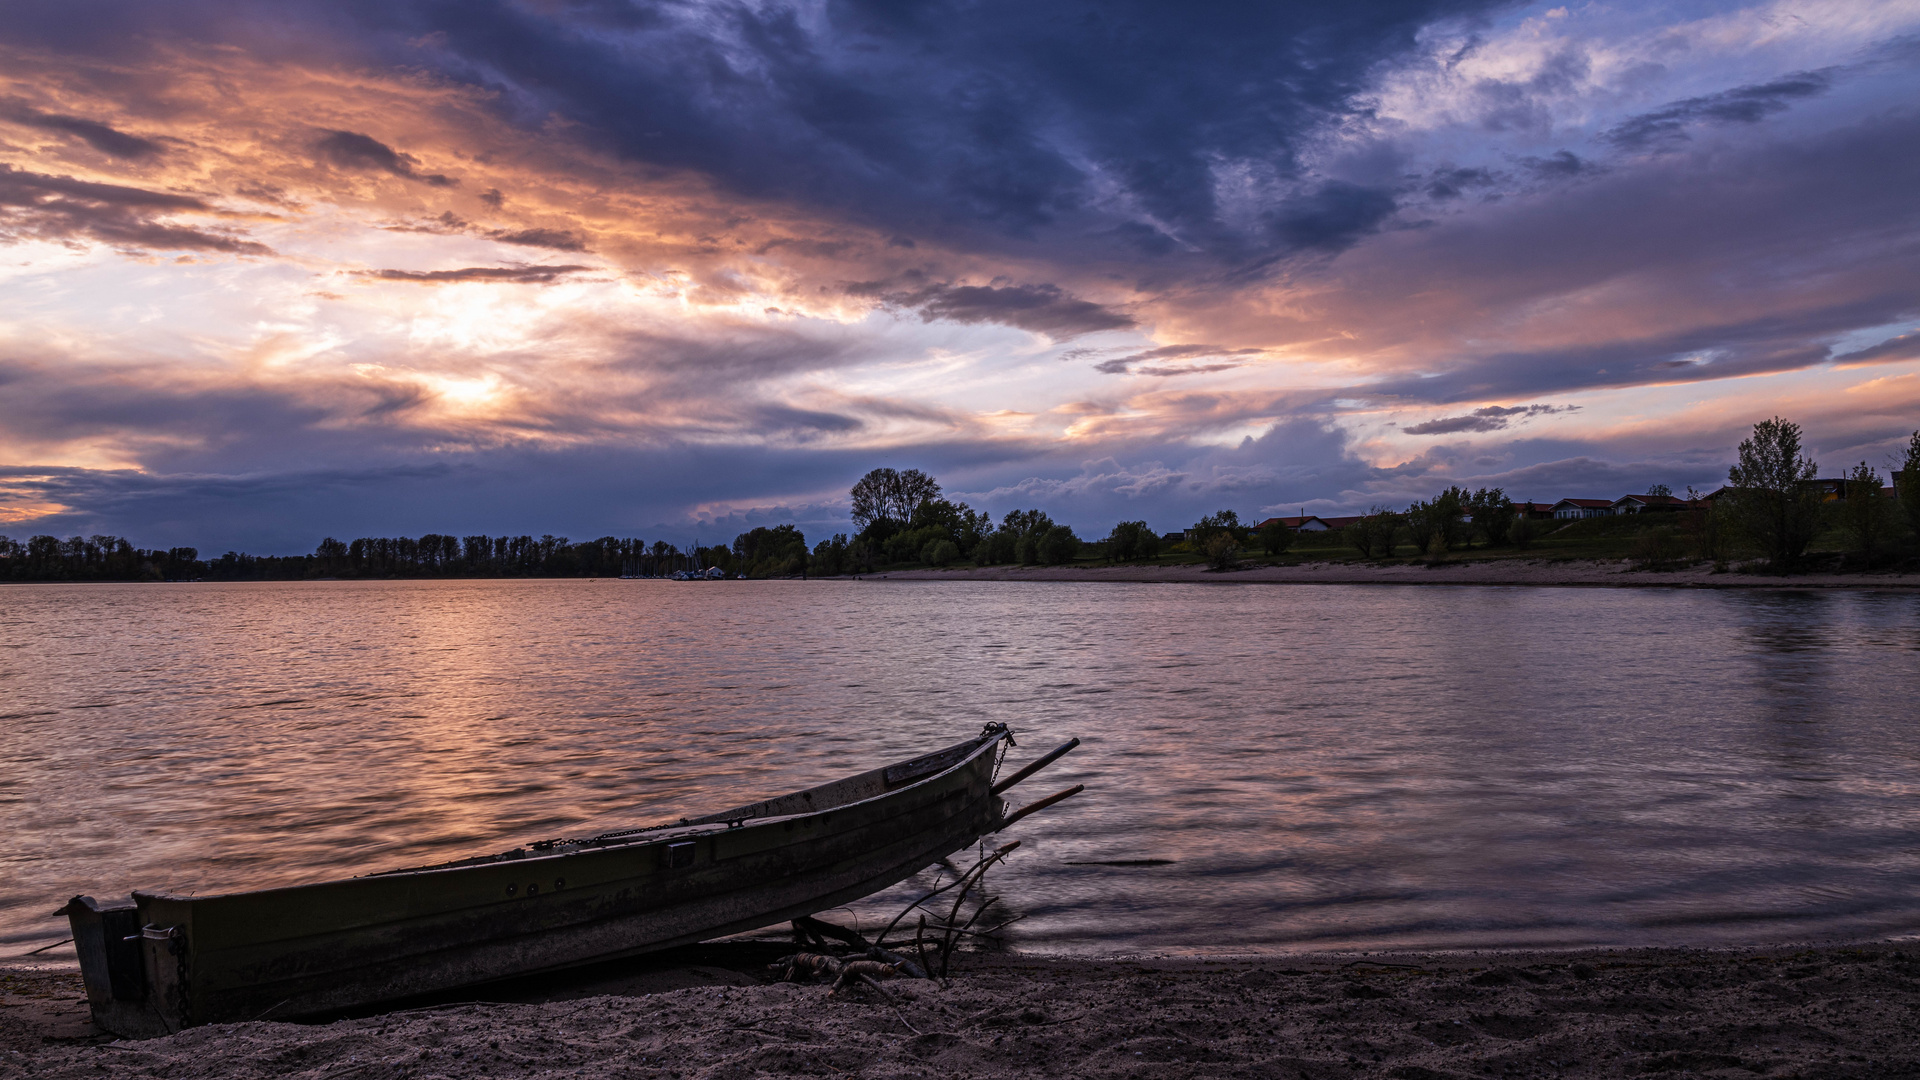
[1339,420,1920,570]
[0,533,721,583]
[6,420,1913,583]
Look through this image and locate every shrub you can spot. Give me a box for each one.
[1630,527,1681,570]
[1204,532,1240,570]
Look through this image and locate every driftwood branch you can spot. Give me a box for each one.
[874,840,1020,947]
[789,915,929,979]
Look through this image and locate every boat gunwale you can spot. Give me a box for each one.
[130,730,1009,906]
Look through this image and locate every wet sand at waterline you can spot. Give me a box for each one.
[869,558,1920,588]
[8,942,1920,1078]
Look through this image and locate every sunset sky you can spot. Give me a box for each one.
[3,0,1917,551]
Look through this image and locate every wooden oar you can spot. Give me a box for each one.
[991,737,1080,794]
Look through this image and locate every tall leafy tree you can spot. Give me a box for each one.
[849,467,942,532]
[1256,518,1294,556]
[1104,520,1160,562]
[1725,416,1822,568]
[1347,508,1398,559]
[1468,487,1513,547]
[1842,462,1886,566]
[1899,430,1920,547]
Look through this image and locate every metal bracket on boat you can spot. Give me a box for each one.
[998,784,1084,831]
[991,738,1080,795]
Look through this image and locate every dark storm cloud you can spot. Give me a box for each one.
[1402,403,1574,435]
[314,129,455,186]
[353,265,591,284]
[1603,71,1834,150]
[0,163,270,252]
[852,279,1135,338]
[2,101,163,158]
[222,0,1502,266]
[1264,182,1400,253]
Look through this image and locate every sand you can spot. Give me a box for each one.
[862,559,1920,589]
[8,942,1920,1078]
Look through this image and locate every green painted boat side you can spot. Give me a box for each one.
[66,730,1011,1037]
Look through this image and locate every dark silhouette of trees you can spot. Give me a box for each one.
[1346,508,1399,559]
[1035,525,1081,565]
[1188,510,1245,546]
[1842,463,1887,566]
[732,525,808,577]
[0,534,201,581]
[1405,487,1466,555]
[849,468,941,533]
[809,534,851,576]
[1256,518,1294,556]
[1725,416,1822,568]
[1468,487,1513,547]
[1899,430,1920,549]
[1105,520,1160,562]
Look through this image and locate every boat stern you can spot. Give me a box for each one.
[62,895,173,1039]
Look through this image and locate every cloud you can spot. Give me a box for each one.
[1264,181,1399,253]
[1833,331,1920,367]
[1518,150,1596,180]
[856,280,1135,338]
[1603,71,1834,150]
[0,1,1917,553]
[352,265,592,284]
[0,163,270,253]
[314,129,456,186]
[1091,343,1265,376]
[488,227,588,252]
[2,101,162,159]
[1424,166,1495,200]
[1401,403,1575,435]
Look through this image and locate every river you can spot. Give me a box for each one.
[3,579,1917,959]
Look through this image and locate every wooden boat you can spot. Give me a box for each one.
[63,724,1081,1038]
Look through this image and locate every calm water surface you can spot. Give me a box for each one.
[3,579,1918,959]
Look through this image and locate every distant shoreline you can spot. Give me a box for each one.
[858,558,1920,589]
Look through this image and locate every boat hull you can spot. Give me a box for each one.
[67,731,1008,1036]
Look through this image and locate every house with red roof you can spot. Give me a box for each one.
[1255,515,1331,532]
[1611,494,1688,514]
[1550,498,1614,520]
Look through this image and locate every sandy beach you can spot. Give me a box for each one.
[863,559,1920,589]
[8,941,1920,1078]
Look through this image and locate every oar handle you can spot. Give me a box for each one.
[998,784,1084,831]
[992,737,1080,795]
